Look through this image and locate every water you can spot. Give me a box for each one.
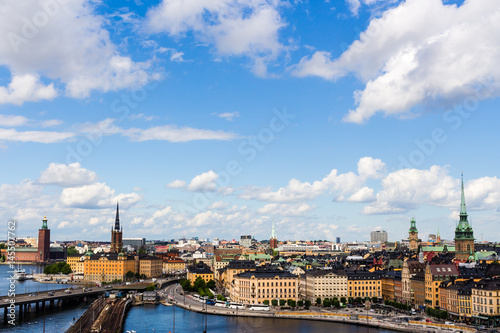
[123,305,395,333]
[0,263,87,332]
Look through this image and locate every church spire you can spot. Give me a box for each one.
[460,172,467,216]
[271,217,276,239]
[114,202,120,231]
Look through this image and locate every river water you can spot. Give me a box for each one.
[0,264,395,332]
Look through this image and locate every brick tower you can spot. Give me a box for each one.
[38,216,50,262]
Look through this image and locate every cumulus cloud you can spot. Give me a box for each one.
[146,0,286,76]
[0,0,158,102]
[38,163,98,187]
[293,0,500,123]
[60,182,141,209]
[240,157,385,202]
[187,170,219,192]
[208,201,231,210]
[0,114,30,127]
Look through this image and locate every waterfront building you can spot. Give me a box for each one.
[110,203,123,253]
[186,263,214,285]
[454,174,475,262]
[139,255,163,278]
[67,254,85,274]
[220,260,257,295]
[408,218,419,251]
[299,269,347,302]
[410,272,426,308]
[381,271,400,301]
[232,269,299,305]
[83,252,135,283]
[370,230,388,243]
[424,263,459,308]
[471,278,500,325]
[346,270,382,299]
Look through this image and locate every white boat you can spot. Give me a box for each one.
[13,268,26,281]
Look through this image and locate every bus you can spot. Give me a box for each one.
[206,299,215,305]
[249,304,270,311]
[228,303,245,309]
[215,300,226,307]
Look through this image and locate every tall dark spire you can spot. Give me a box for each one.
[114,202,120,231]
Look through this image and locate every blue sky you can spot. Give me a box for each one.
[1,0,499,243]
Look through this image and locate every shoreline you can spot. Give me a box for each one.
[168,299,474,333]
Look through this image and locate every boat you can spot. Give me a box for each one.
[13,266,27,281]
[160,300,173,306]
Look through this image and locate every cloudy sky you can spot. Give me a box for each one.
[1,0,499,243]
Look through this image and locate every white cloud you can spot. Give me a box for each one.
[146,0,286,76]
[362,165,458,214]
[0,0,158,101]
[345,224,362,233]
[257,202,314,216]
[166,180,186,189]
[240,157,384,202]
[293,0,500,123]
[214,111,240,121]
[346,187,375,202]
[60,182,141,209]
[187,170,219,192]
[208,201,230,210]
[38,163,98,187]
[0,114,30,127]
[58,221,70,229]
[0,74,57,105]
[124,124,238,142]
[0,128,74,143]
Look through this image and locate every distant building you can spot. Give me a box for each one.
[270,220,278,249]
[336,237,341,244]
[123,238,146,251]
[370,230,388,243]
[240,235,252,248]
[408,217,419,251]
[110,203,123,253]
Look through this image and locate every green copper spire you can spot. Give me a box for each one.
[41,216,48,229]
[271,217,277,239]
[409,217,418,233]
[460,172,467,215]
[455,173,474,241]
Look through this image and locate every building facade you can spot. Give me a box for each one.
[232,270,298,305]
[347,271,382,299]
[370,230,388,243]
[300,269,348,301]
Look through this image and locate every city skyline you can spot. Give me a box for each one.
[1,0,499,242]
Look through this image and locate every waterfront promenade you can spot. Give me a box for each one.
[163,284,475,333]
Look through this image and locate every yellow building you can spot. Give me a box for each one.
[67,255,85,274]
[347,271,382,299]
[83,252,135,283]
[139,255,162,278]
[187,264,214,285]
[220,260,257,295]
[233,270,298,305]
[472,278,500,325]
[162,258,186,274]
[424,264,459,308]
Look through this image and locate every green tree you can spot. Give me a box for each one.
[145,284,155,291]
[0,243,6,249]
[340,297,347,305]
[304,300,311,308]
[297,300,304,307]
[323,299,331,307]
[67,246,78,256]
[289,300,296,308]
[355,297,363,304]
[272,299,278,307]
[180,279,192,292]
[371,296,378,303]
[193,276,206,291]
[316,297,322,306]
[348,297,354,304]
[287,299,293,307]
[333,299,340,308]
[138,248,146,254]
[263,300,270,305]
[279,299,286,307]
[207,279,216,290]
[125,271,135,281]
